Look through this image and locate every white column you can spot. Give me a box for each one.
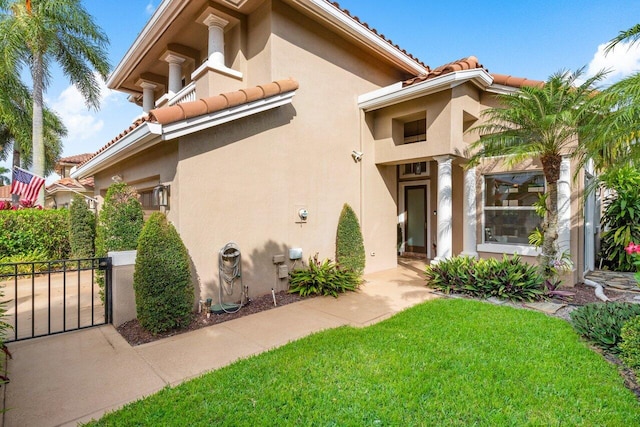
[140,81,157,114]
[165,54,186,96]
[557,156,571,257]
[433,156,453,264]
[461,166,478,258]
[203,14,229,67]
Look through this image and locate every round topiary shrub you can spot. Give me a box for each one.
[95,182,144,257]
[134,212,194,334]
[69,194,96,258]
[335,203,365,275]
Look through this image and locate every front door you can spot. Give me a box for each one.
[405,185,427,254]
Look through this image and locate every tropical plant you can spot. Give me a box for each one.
[289,254,361,298]
[424,254,545,302]
[335,203,365,275]
[468,69,605,280]
[68,193,95,258]
[570,302,640,352]
[134,212,193,334]
[0,166,9,185]
[0,0,110,205]
[599,166,640,271]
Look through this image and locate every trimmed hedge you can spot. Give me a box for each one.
[620,315,640,370]
[69,194,96,258]
[134,212,194,334]
[0,209,70,259]
[95,182,143,257]
[335,203,365,275]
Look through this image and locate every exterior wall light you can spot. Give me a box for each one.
[153,184,169,207]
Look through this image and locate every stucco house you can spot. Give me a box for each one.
[46,154,95,209]
[71,0,597,301]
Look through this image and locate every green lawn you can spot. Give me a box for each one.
[88,299,640,426]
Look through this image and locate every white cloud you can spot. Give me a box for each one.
[586,41,640,86]
[49,75,118,143]
[145,1,156,15]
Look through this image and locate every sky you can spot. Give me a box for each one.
[3,0,640,183]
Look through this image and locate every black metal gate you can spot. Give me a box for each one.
[0,257,112,342]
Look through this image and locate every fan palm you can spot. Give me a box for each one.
[469,69,605,279]
[0,0,109,204]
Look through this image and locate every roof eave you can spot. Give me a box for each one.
[358,68,493,112]
[107,0,187,89]
[290,0,427,75]
[71,122,163,179]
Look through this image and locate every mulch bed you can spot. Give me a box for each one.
[117,291,305,346]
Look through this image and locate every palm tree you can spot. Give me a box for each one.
[0,0,109,205]
[0,166,10,185]
[468,69,605,280]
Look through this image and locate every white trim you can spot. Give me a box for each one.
[486,84,519,95]
[107,0,188,89]
[162,91,296,140]
[108,250,137,267]
[398,179,431,259]
[191,59,243,81]
[358,69,493,112]
[71,122,163,179]
[557,156,571,256]
[477,243,541,257]
[72,91,297,178]
[293,0,427,76]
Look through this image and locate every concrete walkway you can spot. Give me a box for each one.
[2,260,437,427]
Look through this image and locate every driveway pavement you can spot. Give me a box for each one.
[1,259,436,426]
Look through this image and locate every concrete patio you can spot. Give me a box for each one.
[1,260,436,426]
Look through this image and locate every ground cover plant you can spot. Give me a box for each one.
[570,302,640,352]
[288,254,360,297]
[88,299,640,426]
[425,254,544,301]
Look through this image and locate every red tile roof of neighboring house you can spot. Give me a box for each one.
[77,79,300,169]
[46,177,94,192]
[402,56,544,89]
[57,153,93,165]
[325,1,428,71]
[149,79,300,125]
[0,185,11,200]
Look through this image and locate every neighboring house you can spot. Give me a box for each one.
[72,0,595,300]
[0,185,10,202]
[46,154,95,209]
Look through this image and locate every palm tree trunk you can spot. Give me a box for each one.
[11,146,21,204]
[32,54,45,206]
[541,154,562,280]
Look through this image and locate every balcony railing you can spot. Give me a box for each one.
[168,81,196,106]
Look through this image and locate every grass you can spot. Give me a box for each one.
[87,299,640,426]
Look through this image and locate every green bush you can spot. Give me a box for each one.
[620,315,640,370]
[335,203,365,275]
[599,166,640,272]
[0,248,50,275]
[69,194,96,258]
[289,254,361,298]
[134,212,194,334]
[0,209,70,259]
[425,254,544,302]
[570,302,640,352]
[95,182,144,257]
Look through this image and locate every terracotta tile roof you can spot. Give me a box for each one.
[57,153,93,165]
[325,1,428,71]
[0,185,10,200]
[402,56,545,90]
[491,73,544,88]
[403,56,485,87]
[78,116,150,168]
[148,79,300,125]
[77,79,300,170]
[47,177,94,191]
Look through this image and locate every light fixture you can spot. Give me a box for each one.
[86,198,97,210]
[153,184,169,207]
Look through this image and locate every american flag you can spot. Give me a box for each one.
[10,167,45,203]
